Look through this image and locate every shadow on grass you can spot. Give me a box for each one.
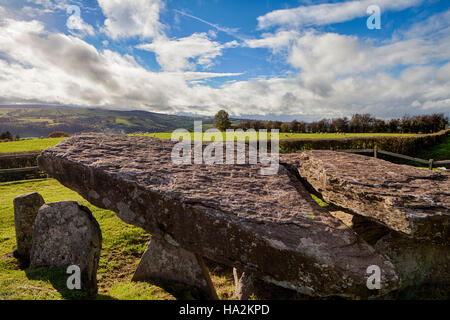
[134,278,209,300]
[25,266,116,300]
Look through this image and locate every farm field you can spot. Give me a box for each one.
[0,138,66,153]
[0,178,235,300]
[0,132,417,153]
[135,132,415,140]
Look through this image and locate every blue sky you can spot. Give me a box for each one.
[0,0,449,121]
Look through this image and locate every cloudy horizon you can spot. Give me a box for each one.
[0,0,449,121]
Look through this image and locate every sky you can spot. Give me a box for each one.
[0,0,449,121]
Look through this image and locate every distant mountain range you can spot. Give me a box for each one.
[0,105,241,138]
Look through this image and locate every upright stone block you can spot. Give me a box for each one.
[132,235,217,299]
[14,192,45,260]
[30,201,102,295]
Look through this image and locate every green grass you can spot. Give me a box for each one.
[135,132,415,141]
[0,178,234,300]
[0,138,67,153]
[413,136,450,161]
[0,133,416,154]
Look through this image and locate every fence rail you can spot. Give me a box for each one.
[0,152,44,181]
[0,166,40,174]
[337,147,449,170]
[0,152,41,160]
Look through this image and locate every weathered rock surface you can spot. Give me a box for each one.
[30,201,102,295]
[14,192,45,259]
[288,150,450,242]
[351,215,450,298]
[38,133,399,298]
[132,235,216,299]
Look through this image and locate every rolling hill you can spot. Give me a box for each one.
[0,105,231,138]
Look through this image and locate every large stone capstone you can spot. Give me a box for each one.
[38,133,399,298]
[288,150,450,243]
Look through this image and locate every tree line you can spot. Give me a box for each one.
[0,131,20,141]
[232,113,448,134]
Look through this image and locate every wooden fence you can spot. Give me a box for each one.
[336,147,450,170]
[0,152,44,181]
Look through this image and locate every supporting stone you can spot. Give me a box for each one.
[233,268,257,300]
[233,268,305,300]
[30,201,102,296]
[132,235,218,299]
[352,214,450,299]
[13,192,45,261]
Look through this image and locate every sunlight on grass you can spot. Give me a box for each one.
[0,178,172,300]
[0,138,67,153]
[0,132,418,154]
[133,132,415,141]
[0,178,235,300]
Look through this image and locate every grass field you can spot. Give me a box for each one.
[136,132,415,141]
[0,138,66,153]
[413,136,450,161]
[0,132,417,153]
[0,179,235,300]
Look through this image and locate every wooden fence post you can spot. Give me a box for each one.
[374,145,378,159]
[429,159,434,170]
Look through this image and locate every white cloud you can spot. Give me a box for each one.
[245,30,299,52]
[98,0,164,39]
[257,0,422,29]
[286,30,450,85]
[0,18,239,111]
[0,12,449,120]
[137,33,238,72]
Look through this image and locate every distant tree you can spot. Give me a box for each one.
[331,117,349,133]
[252,120,264,130]
[0,131,13,140]
[374,119,386,133]
[280,123,290,133]
[213,110,232,131]
[387,119,400,133]
[265,121,274,130]
[400,115,412,133]
[240,120,252,130]
[15,134,20,141]
[47,131,70,138]
[289,120,299,133]
[289,120,306,133]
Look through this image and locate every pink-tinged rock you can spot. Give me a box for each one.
[38,133,399,298]
[288,150,450,242]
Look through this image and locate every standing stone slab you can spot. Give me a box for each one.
[233,268,258,300]
[38,133,400,298]
[14,192,45,260]
[30,201,102,295]
[288,151,450,242]
[132,235,217,299]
